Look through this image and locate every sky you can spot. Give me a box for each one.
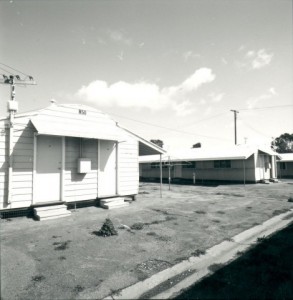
[0,0,292,151]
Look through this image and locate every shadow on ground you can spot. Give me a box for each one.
[176,223,293,300]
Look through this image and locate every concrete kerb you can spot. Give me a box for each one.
[104,209,293,300]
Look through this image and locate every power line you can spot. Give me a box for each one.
[107,111,231,141]
[239,104,293,111]
[0,62,32,78]
[0,66,14,75]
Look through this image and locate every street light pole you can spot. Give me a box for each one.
[230,110,239,145]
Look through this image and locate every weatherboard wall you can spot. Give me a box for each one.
[117,133,139,196]
[140,156,257,183]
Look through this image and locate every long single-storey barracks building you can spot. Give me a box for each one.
[0,103,164,217]
[139,146,279,184]
[277,153,293,179]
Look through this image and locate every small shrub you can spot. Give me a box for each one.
[191,249,206,257]
[32,275,45,283]
[208,263,224,272]
[195,210,207,214]
[96,218,118,237]
[288,197,293,203]
[73,285,85,293]
[131,222,144,230]
[257,236,266,243]
[54,240,71,250]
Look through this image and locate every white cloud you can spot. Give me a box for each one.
[251,49,273,69]
[76,68,216,115]
[269,87,277,96]
[239,49,273,70]
[108,29,132,45]
[246,89,276,109]
[179,68,215,92]
[183,51,200,61]
[209,92,224,103]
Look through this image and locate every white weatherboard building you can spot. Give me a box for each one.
[139,146,279,184]
[277,153,293,179]
[0,103,164,219]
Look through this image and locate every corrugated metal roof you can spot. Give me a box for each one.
[31,116,125,141]
[139,145,279,163]
[26,103,164,155]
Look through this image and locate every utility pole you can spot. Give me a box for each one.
[230,110,239,145]
[0,73,36,204]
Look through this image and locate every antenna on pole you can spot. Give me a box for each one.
[0,69,36,205]
[230,110,239,145]
[1,74,36,112]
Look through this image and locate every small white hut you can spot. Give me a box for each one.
[0,103,165,219]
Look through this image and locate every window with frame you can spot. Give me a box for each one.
[280,162,286,170]
[182,161,196,169]
[214,160,231,168]
[150,162,171,169]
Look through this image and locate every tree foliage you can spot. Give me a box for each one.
[150,139,164,148]
[272,133,293,153]
[192,142,201,148]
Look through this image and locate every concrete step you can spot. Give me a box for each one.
[35,211,72,221]
[34,204,68,212]
[34,205,71,221]
[100,197,125,204]
[269,178,279,183]
[100,202,129,210]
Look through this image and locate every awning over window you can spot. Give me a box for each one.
[30,117,126,141]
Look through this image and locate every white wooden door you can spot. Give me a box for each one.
[35,135,62,202]
[259,154,270,180]
[98,140,117,197]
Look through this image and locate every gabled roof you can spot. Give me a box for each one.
[118,125,165,156]
[277,153,293,162]
[139,145,279,163]
[2,103,165,155]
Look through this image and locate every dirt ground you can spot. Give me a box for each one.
[1,180,293,300]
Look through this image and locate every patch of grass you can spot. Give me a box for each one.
[208,263,225,273]
[191,249,206,257]
[32,275,45,283]
[282,212,293,220]
[195,210,207,214]
[257,236,266,243]
[225,237,234,242]
[216,211,226,215]
[216,192,245,197]
[272,209,289,216]
[73,285,85,294]
[131,222,145,230]
[54,240,71,250]
[165,215,177,221]
[246,206,252,210]
[146,232,156,236]
[58,256,66,260]
[174,256,189,263]
[212,219,221,223]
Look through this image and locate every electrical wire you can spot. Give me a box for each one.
[238,115,271,138]
[0,66,14,75]
[239,104,293,111]
[0,62,31,77]
[106,111,231,141]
